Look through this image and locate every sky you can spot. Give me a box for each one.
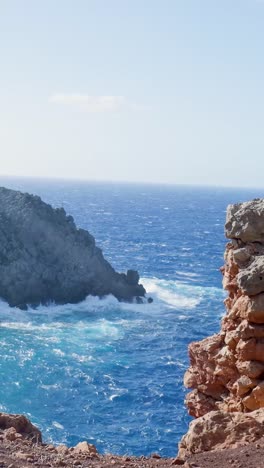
[1,0,264,187]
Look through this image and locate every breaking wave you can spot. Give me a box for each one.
[1,179,249,457]
[0,275,224,456]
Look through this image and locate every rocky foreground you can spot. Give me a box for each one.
[0,413,178,467]
[2,412,264,467]
[0,187,146,308]
[177,198,264,463]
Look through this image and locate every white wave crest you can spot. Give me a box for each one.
[141,277,224,310]
[0,276,225,325]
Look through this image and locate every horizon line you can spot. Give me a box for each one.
[0,173,264,192]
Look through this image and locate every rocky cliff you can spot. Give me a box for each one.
[0,187,146,308]
[178,198,264,459]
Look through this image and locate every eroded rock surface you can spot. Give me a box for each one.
[178,408,264,459]
[0,412,42,442]
[179,198,264,458]
[0,187,146,308]
[225,198,264,242]
[0,412,175,467]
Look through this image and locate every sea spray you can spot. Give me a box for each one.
[0,277,224,456]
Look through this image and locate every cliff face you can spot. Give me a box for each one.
[0,187,145,308]
[178,198,264,459]
[184,199,264,416]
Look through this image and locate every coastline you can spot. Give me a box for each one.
[3,192,264,466]
[2,412,264,467]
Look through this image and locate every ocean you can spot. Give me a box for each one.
[0,178,263,457]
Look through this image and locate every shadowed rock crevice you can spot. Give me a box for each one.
[0,187,146,308]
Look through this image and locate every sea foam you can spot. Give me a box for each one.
[1,179,247,457]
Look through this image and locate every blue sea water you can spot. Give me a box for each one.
[0,178,264,457]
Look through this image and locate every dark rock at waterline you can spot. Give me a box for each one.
[127,269,140,285]
[0,186,146,309]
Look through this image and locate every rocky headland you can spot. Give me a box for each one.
[0,186,146,308]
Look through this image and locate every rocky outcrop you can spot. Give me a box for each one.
[178,408,264,459]
[0,412,176,467]
[179,199,264,458]
[0,412,42,442]
[0,187,146,308]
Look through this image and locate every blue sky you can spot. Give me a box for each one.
[1,0,264,187]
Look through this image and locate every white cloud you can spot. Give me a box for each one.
[49,94,126,113]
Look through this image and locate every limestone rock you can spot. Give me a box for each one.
[225,199,264,242]
[233,247,251,266]
[236,359,264,379]
[0,412,42,442]
[73,441,98,455]
[0,187,146,308]
[229,294,264,323]
[56,445,69,454]
[237,256,264,296]
[184,390,218,417]
[178,409,264,459]
[233,375,259,397]
[182,198,264,455]
[4,427,22,441]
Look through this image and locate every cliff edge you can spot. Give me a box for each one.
[0,187,146,308]
[178,198,264,460]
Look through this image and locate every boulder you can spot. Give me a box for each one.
[229,294,264,324]
[237,256,264,296]
[0,412,42,442]
[178,409,264,459]
[225,199,264,242]
[73,441,97,455]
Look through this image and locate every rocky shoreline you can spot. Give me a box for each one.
[2,412,264,467]
[0,413,174,467]
[3,198,264,467]
[0,187,146,308]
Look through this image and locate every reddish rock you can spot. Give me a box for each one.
[0,412,42,442]
[74,441,98,456]
[180,199,264,457]
[178,409,264,459]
